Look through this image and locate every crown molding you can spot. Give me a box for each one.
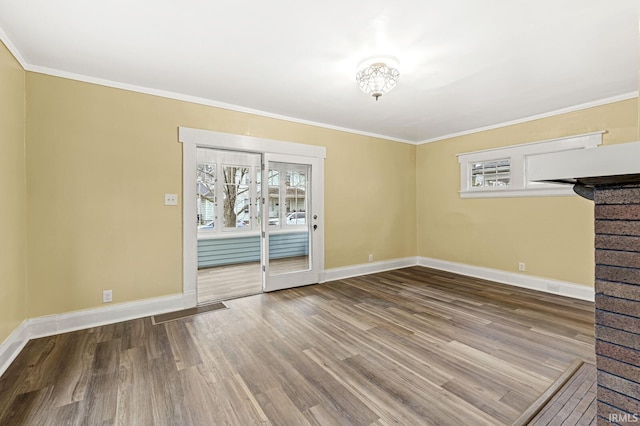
[26,63,416,145]
[0,26,27,68]
[0,23,414,145]
[2,25,636,148]
[418,92,639,145]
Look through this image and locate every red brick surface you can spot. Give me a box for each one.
[595,187,640,205]
[595,309,640,334]
[595,235,640,252]
[596,220,640,236]
[598,388,640,419]
[596,250,640,268]
[595,295,640,317]
[594,184,640,424]
[596,204,640,221]
[597,357,640,386]
[596,265,640,285]
[596,281,640,302]
[595,325,640,351]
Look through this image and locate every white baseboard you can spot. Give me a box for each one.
[418,257,594,301]
[324,257,418,282]
[0,291,195,377]
[28,291,196,339]
[1,257,594,378]
[0,320,30,378]
[324,256,594,301]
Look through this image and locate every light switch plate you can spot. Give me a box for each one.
[165,194,178,206]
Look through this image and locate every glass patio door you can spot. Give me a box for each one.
[195,149,262,304]
[262,153,323,292]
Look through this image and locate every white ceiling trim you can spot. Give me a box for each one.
[0,26,26,68]
[418,92,639,145]
[1,26,636,148]
[0,25,415,145]
[27,63,416,145]
[25,58,640,148]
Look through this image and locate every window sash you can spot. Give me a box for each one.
[470,159,511,188]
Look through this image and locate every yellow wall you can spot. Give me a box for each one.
[25,73,416,317]
[0,41,27,342]
[14,60,640,319]
[417,99,639,287]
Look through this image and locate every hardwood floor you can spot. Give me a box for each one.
[197,262,262,304]
[197,256,309,304]
[0,266,595,425]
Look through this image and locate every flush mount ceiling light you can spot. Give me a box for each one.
[356,56,400,101]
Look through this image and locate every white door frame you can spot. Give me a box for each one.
[178,127,326,306]
[263,153,323,292]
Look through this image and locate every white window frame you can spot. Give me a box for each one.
[263,162,310,230]
[196,149,261,238]
[457,131,604,198]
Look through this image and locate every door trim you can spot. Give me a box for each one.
[179,127,326,306]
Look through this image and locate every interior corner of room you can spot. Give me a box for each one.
[2,13,640,370]
[1,3,639,423]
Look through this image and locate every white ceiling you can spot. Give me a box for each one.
[0,0,638,143]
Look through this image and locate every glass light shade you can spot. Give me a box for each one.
[356,57,400,100]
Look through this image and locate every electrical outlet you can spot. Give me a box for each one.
[103,290,113,303]
[368,254,374,262]
[164,194,178,206]
[518,262,526,272]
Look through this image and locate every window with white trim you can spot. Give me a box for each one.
[196,149,261,234]
[266,162,309,229]
[457,132,603,198]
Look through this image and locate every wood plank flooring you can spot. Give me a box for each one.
[197,256,309,304]
[197,261,262,304]
[0,266,596,425]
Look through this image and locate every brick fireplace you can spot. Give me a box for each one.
[528,141,640,424]
[594,183,640,423]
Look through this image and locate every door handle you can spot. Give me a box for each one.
[313,224,318,231]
